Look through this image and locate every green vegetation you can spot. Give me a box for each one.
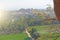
[0,7,60,40]
[27,25,60,40]
[0,25,60,40]
[0,32,28,40]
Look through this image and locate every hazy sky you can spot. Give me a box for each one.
[0,0,53,10]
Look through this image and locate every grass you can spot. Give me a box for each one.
[0,25,60,40]
[27,25,60,40]
[0,32,28,40]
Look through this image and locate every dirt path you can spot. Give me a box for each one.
[25,29,32,38]
[25,29,34,40]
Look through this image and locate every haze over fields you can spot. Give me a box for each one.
[0,0,53,10]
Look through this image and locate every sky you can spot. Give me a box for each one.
[0,0,54,10]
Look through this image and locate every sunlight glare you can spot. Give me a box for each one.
[0,11,4,19]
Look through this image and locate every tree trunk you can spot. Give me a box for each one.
[54,0,60,21]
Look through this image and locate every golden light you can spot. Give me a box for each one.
[0,3,6,19]
[0,11,4,19]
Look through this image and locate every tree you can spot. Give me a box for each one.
[45,4,52,25]
[24,37,32,40]
[29,28,40,40]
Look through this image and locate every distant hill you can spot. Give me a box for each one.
[1,9,55,20]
